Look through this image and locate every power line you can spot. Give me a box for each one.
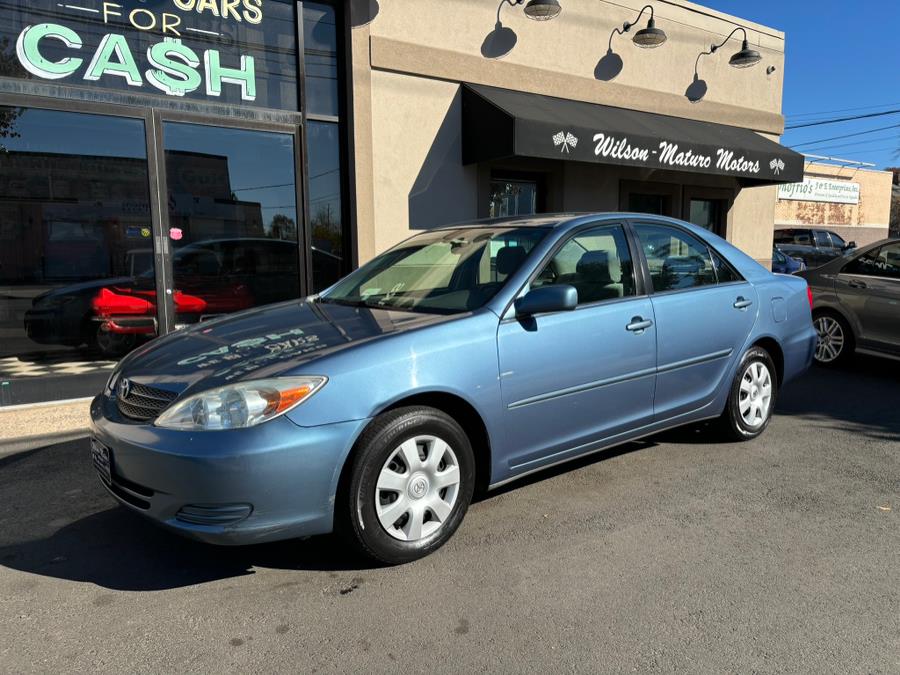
[804,146,900,161]
[789,123,900,148]
[786,101,900,121]
[800,132,900,153]
[785,109,900,130]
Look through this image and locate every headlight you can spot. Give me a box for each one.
[154,376,327,431]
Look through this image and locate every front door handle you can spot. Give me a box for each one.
[626,317,653,333]
[848,279,867,289]
[733,297,754,310]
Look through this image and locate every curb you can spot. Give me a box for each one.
[0,430,90,458]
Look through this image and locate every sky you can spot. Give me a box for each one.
[702,0,900,170]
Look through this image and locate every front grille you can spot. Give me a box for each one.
[117,381,178,422]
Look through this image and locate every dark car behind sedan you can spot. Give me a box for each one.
[772,247,805,275]
[799,238,900,364]
[774,228,855,269]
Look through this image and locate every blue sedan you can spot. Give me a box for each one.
[91,214,816,563]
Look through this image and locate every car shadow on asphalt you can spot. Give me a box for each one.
[2,355,896,591]
[0,442,381,592]
[774,354,900,443]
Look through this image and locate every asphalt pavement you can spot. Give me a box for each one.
[1,357,898,673]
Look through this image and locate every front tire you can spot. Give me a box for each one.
[718,347,778,441]
[341,406,475,565]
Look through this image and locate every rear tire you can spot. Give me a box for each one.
[812,311,853,366]
[718,346,778,442]
[340,406,475,565]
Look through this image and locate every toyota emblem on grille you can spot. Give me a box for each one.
[117,378,131,400]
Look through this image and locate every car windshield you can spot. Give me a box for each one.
[319,226,548,314]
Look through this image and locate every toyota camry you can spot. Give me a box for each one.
[91,214,816,564]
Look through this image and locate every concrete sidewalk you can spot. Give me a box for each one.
[0,400,91,456]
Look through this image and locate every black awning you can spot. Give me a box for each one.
[462,84,804,184]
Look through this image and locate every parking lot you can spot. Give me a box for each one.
[1,357,898,673]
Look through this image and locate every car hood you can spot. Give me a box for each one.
[117,299,457,395]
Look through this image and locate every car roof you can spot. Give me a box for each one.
[430,212,678,230]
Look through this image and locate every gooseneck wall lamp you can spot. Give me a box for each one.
[499,0,562,22]
[708,26,762,68]
[621,5,667,48]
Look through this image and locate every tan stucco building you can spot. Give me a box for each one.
[348,0,801,269]
[775,161,894,247]
[0,0,803,406]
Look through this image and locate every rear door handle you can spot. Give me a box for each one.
[626,317,653,333]
[733,297,754,310]
[848,279,867,289]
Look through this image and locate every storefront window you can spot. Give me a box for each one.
[307,121,344,291]
[0,107,152,405]
[490,180,537,217]
[303,2,340,117]
[628,193,669,216]
[1,0,298,110]
[688,198,725,233]
[163,122,301,326]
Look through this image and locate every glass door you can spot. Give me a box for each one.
[158,120,304,329]
[0,105,158,405]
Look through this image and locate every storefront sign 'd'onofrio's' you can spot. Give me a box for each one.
[4,1,297,109]
[777,177,861,205]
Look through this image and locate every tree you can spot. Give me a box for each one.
[0,37,27,152]
[270,213,297,240]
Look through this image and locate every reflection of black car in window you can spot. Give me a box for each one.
[24,238,311,356]
[774,228,856,269]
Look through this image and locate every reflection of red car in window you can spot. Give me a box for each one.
[26,266,254,357]
[89,283,253,354]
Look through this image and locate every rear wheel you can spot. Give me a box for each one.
[812,311,853,366]
[341,406,475,564]
[718,346,778,441]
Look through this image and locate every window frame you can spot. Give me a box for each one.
[628,219,747,297]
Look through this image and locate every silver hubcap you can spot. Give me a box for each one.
[739,361,773,429]
[813,316,844,363]
[375,435,461,542]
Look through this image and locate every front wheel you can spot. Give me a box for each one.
[94,324,136,357]
[341,406,475,564]
[718,347,778,441]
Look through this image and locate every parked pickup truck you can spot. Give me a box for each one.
[774,228,856,269]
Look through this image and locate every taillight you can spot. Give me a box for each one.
[807,286,814,309]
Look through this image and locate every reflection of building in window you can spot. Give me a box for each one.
[165,150,266,244]
[0,150,152,284]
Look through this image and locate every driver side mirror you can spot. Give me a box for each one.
[515,285,578,317]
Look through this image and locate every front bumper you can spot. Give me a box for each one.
[90,395,369,545]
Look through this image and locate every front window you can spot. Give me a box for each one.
[320,227,548,314]
[532,225,636,305]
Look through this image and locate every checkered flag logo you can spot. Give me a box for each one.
[553,131,578,153]
[769,158,785,175]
